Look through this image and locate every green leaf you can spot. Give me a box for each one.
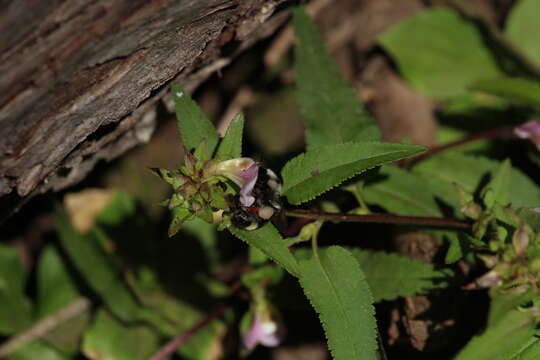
[172,84,219,160]
[455,307,539,360]
[487,290,536,328]
[55,209,144,322]
[470,77,540,108]
[506,0,540,63]
[362,165,443,217]
[82,310,159,360]
[413,153,540,209]
[444,231,464,264]
[36,246,90,354]
[518,339,540,360]
[215,112,244,160]
[10,341,67,360]
[379,8,501,99]
[0,244,32,334]
[349,249,453,302]
[230,224,300,277]
[293,7,379,150]
[298,246,377,360]
[481,159,511,209]
[281,142,426,205]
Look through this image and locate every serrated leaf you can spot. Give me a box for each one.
[281,142,426,205]
[506,0,540,63]
[349,249,453,302]
[55,209,144,322]
[215,112,244,160]
[455,307,539,360]
[298,246,377,360]
[82,310,159,360]
[293,7,379,150]
[0,244,32,334]
[230,224,300,278]
[413,153,540,209]
[172,84,219,160]
[470,77,540,108]
[379,8,501,99]
[362,165,443,217]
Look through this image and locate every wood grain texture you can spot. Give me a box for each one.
[0,0,289,199]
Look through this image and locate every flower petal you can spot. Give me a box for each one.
[239,164,259,207]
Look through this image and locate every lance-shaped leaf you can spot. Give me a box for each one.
[172,84,219,160]
[293,7,379,150]
[298,246,377,360]
[215,112,244,160]
[230,224,300,278]
[281,142,426,205]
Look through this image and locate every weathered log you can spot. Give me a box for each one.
[0,0,289,203]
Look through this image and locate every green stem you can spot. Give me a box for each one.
[285,209,471,230]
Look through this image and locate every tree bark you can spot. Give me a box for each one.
[0,0,288,201]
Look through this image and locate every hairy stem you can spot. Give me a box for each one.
[285,209,471,230]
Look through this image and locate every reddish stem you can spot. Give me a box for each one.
[285,209,471,230]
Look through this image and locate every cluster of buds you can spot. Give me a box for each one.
[155,153,265,236]
[465,209,540,292]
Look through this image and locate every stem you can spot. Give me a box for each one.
[149,305,227,360]
[284,209,471,230]
[400,127,511,168]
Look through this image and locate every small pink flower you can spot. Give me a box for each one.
[209,158,259,206]
[513,121,540,150]
[244,314,281,350]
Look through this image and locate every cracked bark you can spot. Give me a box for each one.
[0,0,289,205]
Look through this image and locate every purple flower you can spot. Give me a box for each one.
[514,121,540,150]
[209,158,259,206]
[243,314,281,350]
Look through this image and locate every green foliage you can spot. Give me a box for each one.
[362,165,443,217]
[298,246,377,360]
[10,341,67,360]
[293,7,379,150]
[454,307,540,360]
[55,209,145,322]
[281,142,426,205]
[215,112,244,160]
[0,244,32,334]
[412,153,540,208]
[82,310,159,360]
[481,159,511,210]
[506,0,540,63]
[36,247,90,354]
[379,8,501,99]
[350,249,454,302]
[230,224,300,277]
[172,84,219,160]
[470,77,540,109]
